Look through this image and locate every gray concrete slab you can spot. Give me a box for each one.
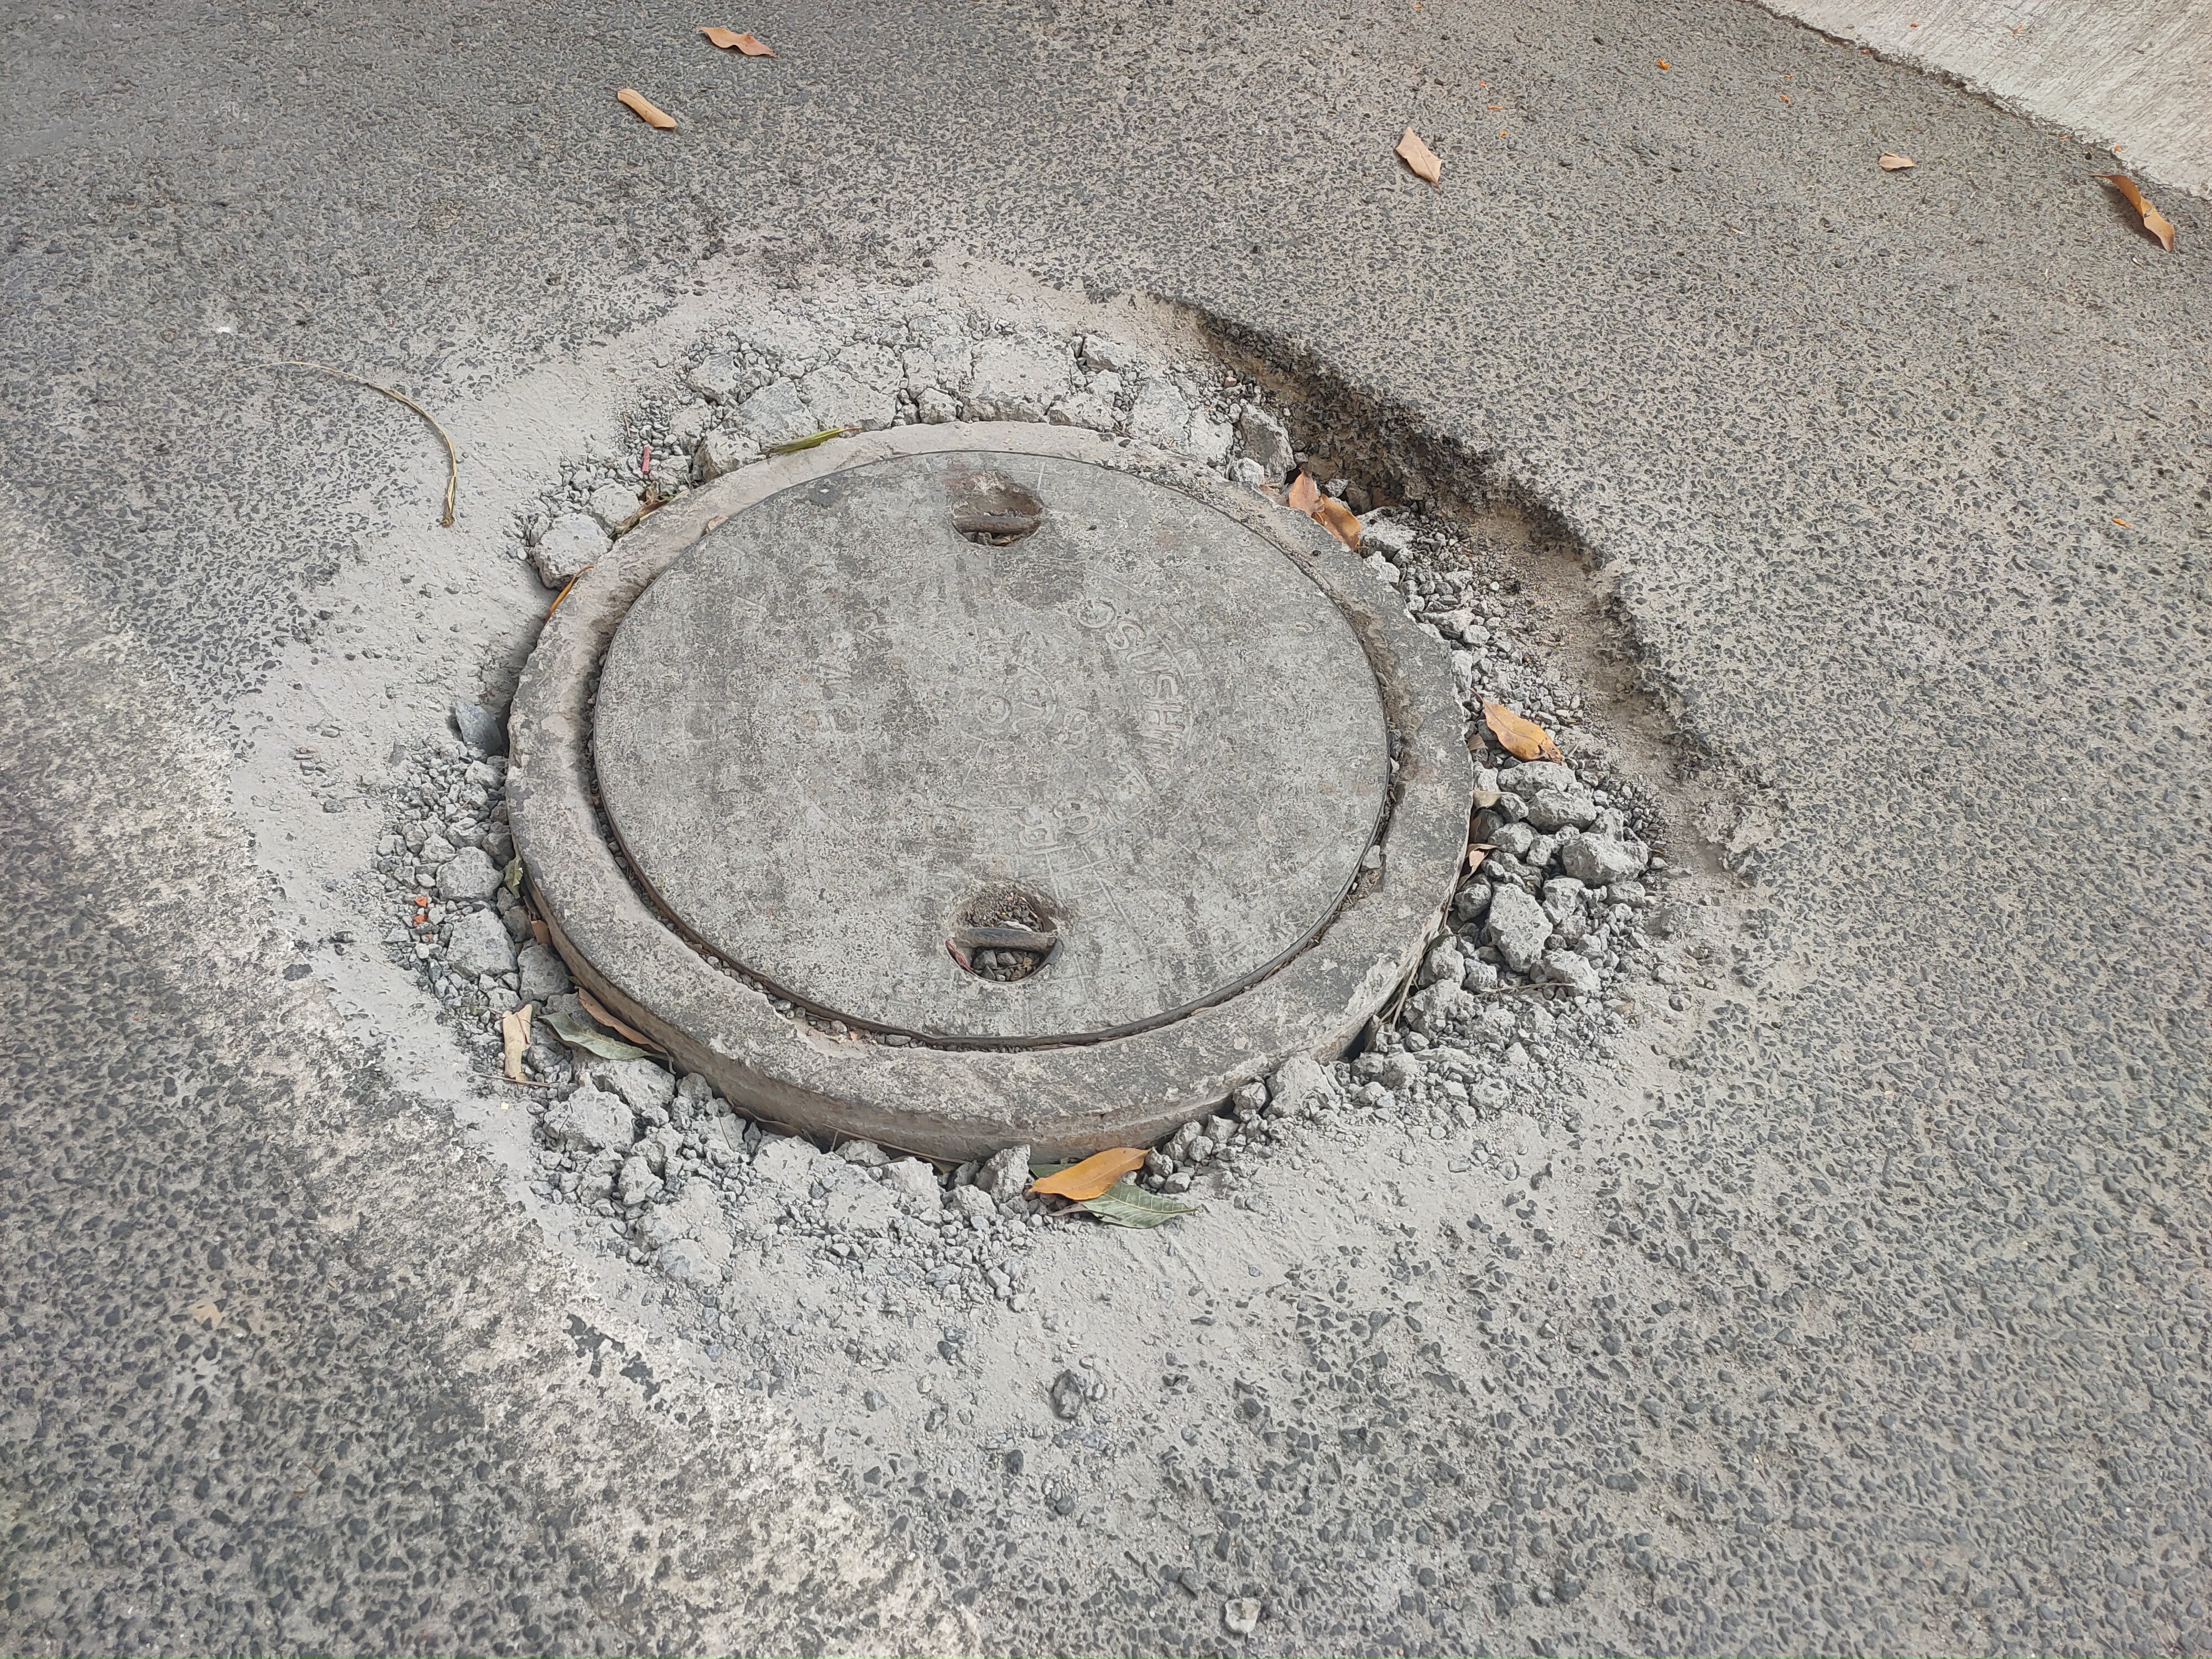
[2,0,2206,1655]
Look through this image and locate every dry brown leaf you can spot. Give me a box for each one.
[1313,496,1363,551]
[1879,153,1914,170]
[617,87,677,129]
[1396,127,1442,186]
[501,1004,534,1083]
[701,26,774,54]
[1467,846,1490,873]
[1286,471,1321,514]
[576,985,658,1051]
[187,1298,225,1329]
[1483,700,1564,762]
[530,917,551,947]
[2096,173,2176,252]
[1030,1147,1149,1201]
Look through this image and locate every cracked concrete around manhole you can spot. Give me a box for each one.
[221,262,1755,1650]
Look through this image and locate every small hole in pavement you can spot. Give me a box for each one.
[948,890,1058,982]
[946,467,1044,546]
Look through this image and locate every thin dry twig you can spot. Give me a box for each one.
[273,360,458,525]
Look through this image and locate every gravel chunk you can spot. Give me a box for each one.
[1523,788,1600,831]
[692,428,759,482]
[445,910,517,978]
[947,1185,997,1219]
[1233,408,1294,482]
[544,1085,633,1152]
[1542,951,1604,996]
[1498,761,1577,797]
[586,1056,676,1115]
[585,482,643,533]
[1266,1054,1333,1118]
[618,1155,659,1207]
[531,515,608,589]
[685,356,742,402]
[734,378,815,446]
[753,1135,830,1190]
[449,699,506,755]
[516,941,571,1004]
[436,846,502,904]
[978,1144,1032,1202]
[1420,936,1467,988]
[882,1158,943,1212]
[1485,885,1553,974]
[1560,833,1651,886]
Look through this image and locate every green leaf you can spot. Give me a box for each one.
[1074,1180,1199,1229]
[1027,1159,1075,1180]
[766,425,852,455]
[503,854,526,894]
[546,1010,651,1062]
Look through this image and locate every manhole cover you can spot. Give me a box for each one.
[510,425,1469,1157]
[591,451,1387,1045]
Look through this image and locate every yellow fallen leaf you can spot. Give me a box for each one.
[1286,471,1321,515]
[1879,152,1914,170]
[576,985,657,1051]
[1656,58,1670,69]
[1483,701,1563,763]
[701,26,775,54]
[1396,128,1442,186]
[1313,497,1363,551]
[1030,1147,1149,1201]
[617,87,677,129]
[501,1003,534,1083]
[2095,174,2175,252]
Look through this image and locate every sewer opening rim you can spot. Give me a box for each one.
[505,422,1474,1159]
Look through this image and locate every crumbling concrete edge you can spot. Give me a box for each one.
[508,422,1472,1160]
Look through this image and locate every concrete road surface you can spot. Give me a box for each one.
[2,0,2205,1653]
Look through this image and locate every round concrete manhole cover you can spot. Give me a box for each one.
[591,451,1388,1045]
[510,424,1468,1156]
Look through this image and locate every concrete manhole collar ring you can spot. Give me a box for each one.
[509,425,1472,1159]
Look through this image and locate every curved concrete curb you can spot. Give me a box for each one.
[508,424,1471,1159]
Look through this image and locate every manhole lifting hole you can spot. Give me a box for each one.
[510,426,1469,1157]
